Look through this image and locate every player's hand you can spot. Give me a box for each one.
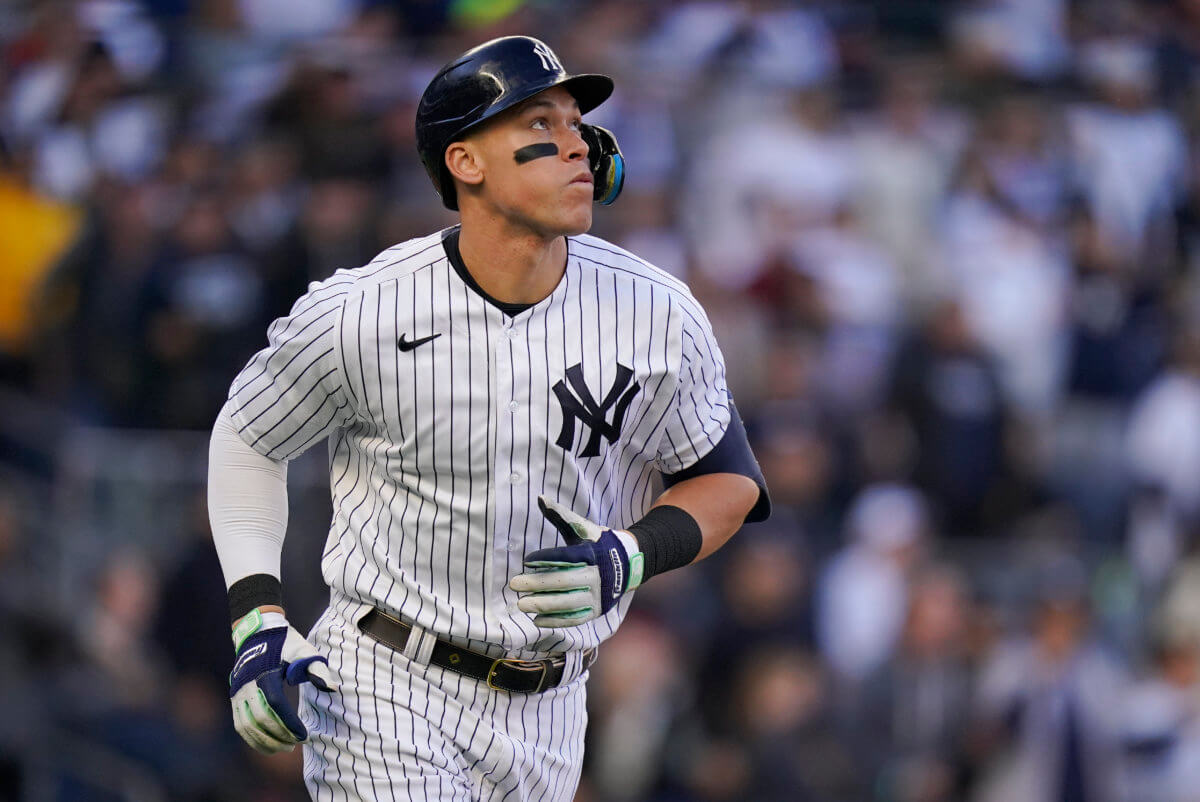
[509,496,645,627]
[229,608,338,754]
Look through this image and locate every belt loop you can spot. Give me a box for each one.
[402,623,434,665]
[561,650,583,685]
[414,628,437,665]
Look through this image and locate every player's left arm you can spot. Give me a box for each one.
[651,473,759,559]
[511,302,769,627]
[651,392,769,560]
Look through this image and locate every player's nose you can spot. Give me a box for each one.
[562,128,587,162]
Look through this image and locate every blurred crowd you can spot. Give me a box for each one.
[7,0,1200,800]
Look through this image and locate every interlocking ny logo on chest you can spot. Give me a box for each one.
[553,363,641,458]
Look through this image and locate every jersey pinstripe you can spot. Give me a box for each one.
[225,227,731,658]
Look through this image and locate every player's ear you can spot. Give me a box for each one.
[445,142,484,189]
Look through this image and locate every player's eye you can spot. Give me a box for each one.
[568,119,582,132]
[531,118,549,131]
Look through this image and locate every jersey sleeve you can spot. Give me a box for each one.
[225,284,357,461]
[655,300,732,475]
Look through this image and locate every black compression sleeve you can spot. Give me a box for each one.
[228,573,283,622]
[626,505,703,581]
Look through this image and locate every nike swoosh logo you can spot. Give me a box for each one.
[398,332,442,352]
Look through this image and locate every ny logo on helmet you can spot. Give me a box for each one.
[533,41,562,73]
[553,363,640,458]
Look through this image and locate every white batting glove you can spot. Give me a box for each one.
[228,609,338,754]
[509,496,644,627]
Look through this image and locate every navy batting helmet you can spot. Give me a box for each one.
[415,36,614,210]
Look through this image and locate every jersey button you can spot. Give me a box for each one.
[508,401,519,413]
[505,328,517,339]
[510,472,523,484]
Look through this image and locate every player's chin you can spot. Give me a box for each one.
[557,192,593,235]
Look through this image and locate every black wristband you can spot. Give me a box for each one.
[626,505,703,582]
[228,573,282,622]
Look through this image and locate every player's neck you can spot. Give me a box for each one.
[457,218,567,306]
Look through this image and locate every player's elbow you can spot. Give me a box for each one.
[721,472,762,528]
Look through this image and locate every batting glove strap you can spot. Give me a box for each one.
[228,609,337,754]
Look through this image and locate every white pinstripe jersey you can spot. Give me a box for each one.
[226,227,731,657]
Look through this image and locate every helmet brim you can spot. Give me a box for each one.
[561,73,614,115]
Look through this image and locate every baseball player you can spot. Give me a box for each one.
[207,36,769,801]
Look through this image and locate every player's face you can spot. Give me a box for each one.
[466,87,594,237]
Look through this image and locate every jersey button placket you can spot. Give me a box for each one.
[492,313,528,637]
[491,314,515,627]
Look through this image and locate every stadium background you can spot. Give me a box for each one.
[4,0,1200,799]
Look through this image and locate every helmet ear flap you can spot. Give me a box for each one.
[580,123,625,206]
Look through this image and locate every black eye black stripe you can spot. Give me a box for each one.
[513,143,559,164]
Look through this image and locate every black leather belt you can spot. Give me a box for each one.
[358,608,596,693]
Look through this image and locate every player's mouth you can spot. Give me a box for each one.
[570,173,593,188]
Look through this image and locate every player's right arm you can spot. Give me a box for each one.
[209,407,338,753]
[208,282,357,752]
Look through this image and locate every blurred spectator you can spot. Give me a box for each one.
[683,85,854,293]
[1067,37,1188,267]
[266,175,380,286]
[749,399,840,540]
[940,124,1072,415]
[15,37,166,202]
[32,178,157,424]
[1119,613,1200,802]
[0,489,61,800]
[972,554,1129,802]
[1155,0,1200,105]
[1065,203,1169,403]
[889,301,1008,533]
[1153,546,1200,657]
[586,614,691,802]
[263,53,388,181]
[0,146,82,383]
[975,92,1069,230]
[153,492,235,692]
[850,52,966,307]
[226,136,300,255]
[73,547,167,712]
[140,187,276,428]
[856,564,975,802]
[949,0,1071,81]
[638,0,838,97]
[791,205,902,415]
[1125,325,1200,521]
[718,644,860,801]
[696,524,814,730]
[817,483,929,688]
